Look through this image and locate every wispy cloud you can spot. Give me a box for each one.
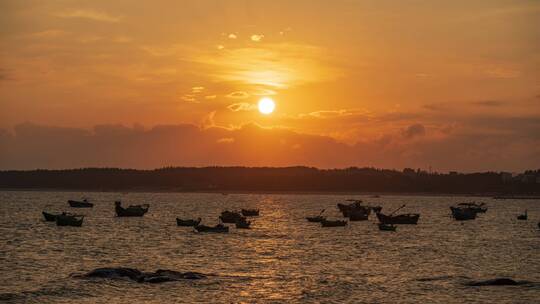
[54,9,122,23]
[228,102,255,112]
[250,34,264,42]
[193,43,342,88]
[227,91,249,99]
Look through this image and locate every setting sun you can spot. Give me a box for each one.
[258,97,275,115]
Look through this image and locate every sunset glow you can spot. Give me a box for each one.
[0,1,538,172]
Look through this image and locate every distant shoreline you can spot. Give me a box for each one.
[0,187,512,197]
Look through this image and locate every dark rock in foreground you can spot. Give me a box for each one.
[76,267,206,283]
[465,278,531,286]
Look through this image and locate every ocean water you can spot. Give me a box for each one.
[0,191,538,303]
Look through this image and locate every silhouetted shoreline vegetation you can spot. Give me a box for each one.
[0,167,539,195]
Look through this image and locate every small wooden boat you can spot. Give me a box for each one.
[176,217,201,227]
[241,209,260,216]
[219,211,244,223]
[338,200,377,217]
[450,207,477,221]
[307,209,326,222]
[42,211,59,222]
[68,199,93,208]
[306,216,326,222]
[517,210,527,220]
[371,206,383,213]
[377,212,420,224]
[348,209,369,221]
[56,213,84,227]
[377,205,420,224]
[378,223,396,231]
[235,218,251,229]
[115,201,149,217]
[194,224,229,233]
[457,202,487,213]
[321,219,347,227]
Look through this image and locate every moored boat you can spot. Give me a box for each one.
[115,201,149,217]
[517,210,527,220]
[56,213,84,227]
[306,216,326,222]
[306,209,326,222]
[194,224,229,233]
[235,218,251,229]
[42,211,59,222]
[378,223,396,231]
[241,209,260,217]
[68,199,93,208]
[376,212,420,224]
[376,204,420,225]
[348,209,369,221]
[450,206,477,221]
[219,211,244,223]
[321,219,347,227]
[176,217,201,227]
[457,202,487,213]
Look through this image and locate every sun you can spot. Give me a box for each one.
[258,97,275,115]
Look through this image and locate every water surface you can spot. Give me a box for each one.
[0,191,539,303]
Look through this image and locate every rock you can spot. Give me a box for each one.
[79,267,206,283]
[466,278,529,286]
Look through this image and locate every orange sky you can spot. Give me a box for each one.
[0,0,539,171]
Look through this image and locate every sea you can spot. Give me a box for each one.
[0,191,539,303]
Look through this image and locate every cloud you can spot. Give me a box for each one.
[217,137,235,143]
[227,102,255,112]
[1,121,538,172]
[192,86,205,93]
[205,95,217,100]
[228,33,237,39]
[250,34,264,42]
[402,124,426,138]
[54,9,122,23]
[181,94,197,103]
[471,100,504,107]
[226,91,249,99]
[29,30,68,38]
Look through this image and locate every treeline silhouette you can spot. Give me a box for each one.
[0,167,539,194]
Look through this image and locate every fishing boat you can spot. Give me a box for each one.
[376,204,420,224]
[450,206,477,221]
[321,219,347,227]
[176,217,201,227]
[115,201,149,217]
[235,218,251,229]
[219,211,244,223]
[348,209,369,221]
[377,212,420,224]
[68,199,93,208]
[306,209,326,222]
[457,202,487,213]
[241,209,260,216]
[42,211,59,222]
[194,224,229,233]
[56,213,84,227]
[517,210,527,220]
[306,215,326,222]
[338,200,371,217]
[378,223,396,231]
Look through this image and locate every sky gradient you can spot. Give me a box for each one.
[1,0,539,171]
